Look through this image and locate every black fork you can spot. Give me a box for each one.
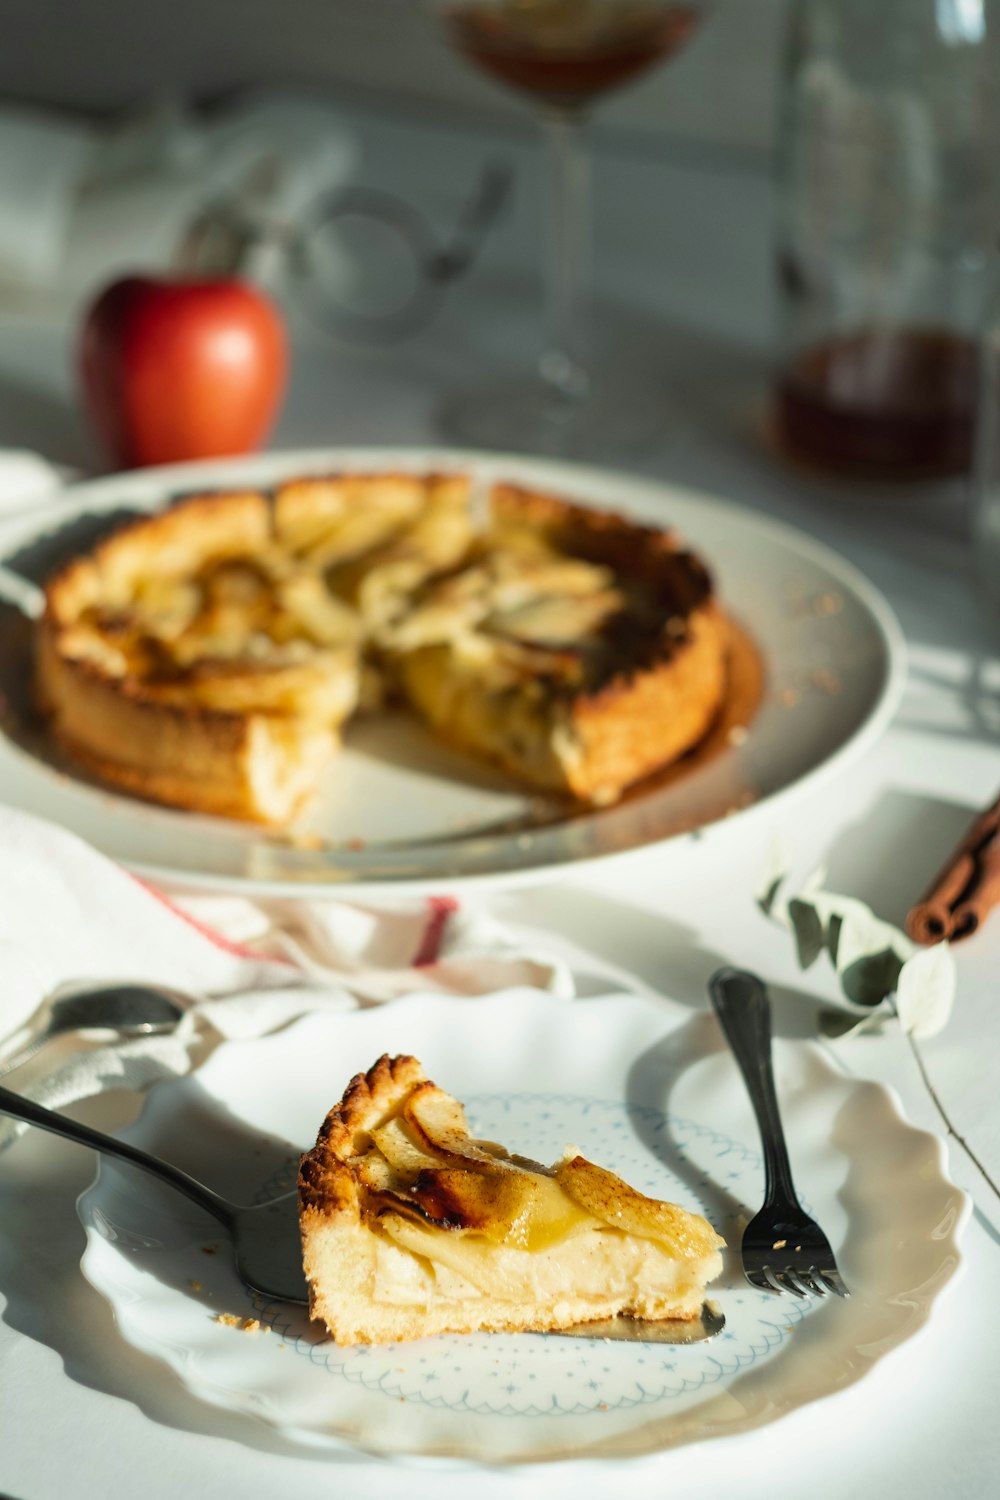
[709,968,849,1299]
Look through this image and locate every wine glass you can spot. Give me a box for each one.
[434,0,705,456]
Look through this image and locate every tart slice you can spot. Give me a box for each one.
[298,1054,724,1346]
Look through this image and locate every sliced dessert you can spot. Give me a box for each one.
[298,1053,724,1345]
[34,472,731,823]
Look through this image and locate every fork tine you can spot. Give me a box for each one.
[761,1265,808,1297]
[795,1270,827,1297]
[818,1269,850,1298]
[781,1268,813,1298]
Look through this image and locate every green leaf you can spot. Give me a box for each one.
[754,839,794,919]
[827,912,843,967]
[756,874,784,918]
[840,947,905,1008]
[787,897,826,968]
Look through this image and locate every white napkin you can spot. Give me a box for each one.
[0,90,356,305]
[0,449,66,514]
[0,806,572,1145]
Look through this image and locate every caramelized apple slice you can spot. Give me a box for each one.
[483,589,622,647]
[372,1088,595,1250]
[354,1148,396,1195]
[404,1167,540,1248]
[555,1155,724,1260]
[370,1116,442,1178]
[418,1166,595,1250]
[403,1082,524,1170]
[357,1142,531,1240]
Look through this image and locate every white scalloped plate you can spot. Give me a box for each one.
[0,446,905,896]
[76,990,968,1467]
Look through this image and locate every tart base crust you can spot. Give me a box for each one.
[37,620,341,824]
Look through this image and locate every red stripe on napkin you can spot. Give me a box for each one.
[412,896,459,967]
[134,876,296,966]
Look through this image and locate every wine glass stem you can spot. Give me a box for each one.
[540,108,591,406]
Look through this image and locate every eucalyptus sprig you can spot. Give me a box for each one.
[757,867,998,1203]
[757,866,956,1038]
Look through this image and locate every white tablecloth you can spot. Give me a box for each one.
[0,100,997,1500]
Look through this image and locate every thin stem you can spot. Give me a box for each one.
[889,999,1000,1205]
[539,108,591,406]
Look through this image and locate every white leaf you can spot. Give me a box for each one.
[895,944,957,1039]
[830,903,911,975]
[819,1003,892,1039]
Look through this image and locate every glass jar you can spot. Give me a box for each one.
[772,0,1000,480]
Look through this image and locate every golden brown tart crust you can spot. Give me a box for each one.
[35,473,730,823]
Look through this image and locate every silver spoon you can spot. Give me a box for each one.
[0,982,189,1079]
[0,1087,724,1339]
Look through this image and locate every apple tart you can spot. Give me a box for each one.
[298,1054,725,1345]
[35,472,729,823]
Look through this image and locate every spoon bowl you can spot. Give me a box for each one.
[0,982,190,1078]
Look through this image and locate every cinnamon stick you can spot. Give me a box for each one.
[906,791,1000,944]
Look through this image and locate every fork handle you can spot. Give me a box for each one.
[708,968,801,1207]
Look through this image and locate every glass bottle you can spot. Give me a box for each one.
[972,261,1000,603]
[772,0,1000,480]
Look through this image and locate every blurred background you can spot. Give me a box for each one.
[0,0,995,560]
[0,0,780,153]
[0,0,784,469]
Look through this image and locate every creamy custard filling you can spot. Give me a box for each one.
[370,1218,706,1311]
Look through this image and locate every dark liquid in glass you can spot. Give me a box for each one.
[774,328,977,480]
[444,2,699,110]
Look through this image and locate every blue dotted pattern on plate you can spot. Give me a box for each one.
[254,1093,811,1418]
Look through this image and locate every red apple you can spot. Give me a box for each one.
[78,275,288,469]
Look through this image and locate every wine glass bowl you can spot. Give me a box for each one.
[434,0,707,456]
[442,0,700,112]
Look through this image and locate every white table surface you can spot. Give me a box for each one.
[1,101,998,1500]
